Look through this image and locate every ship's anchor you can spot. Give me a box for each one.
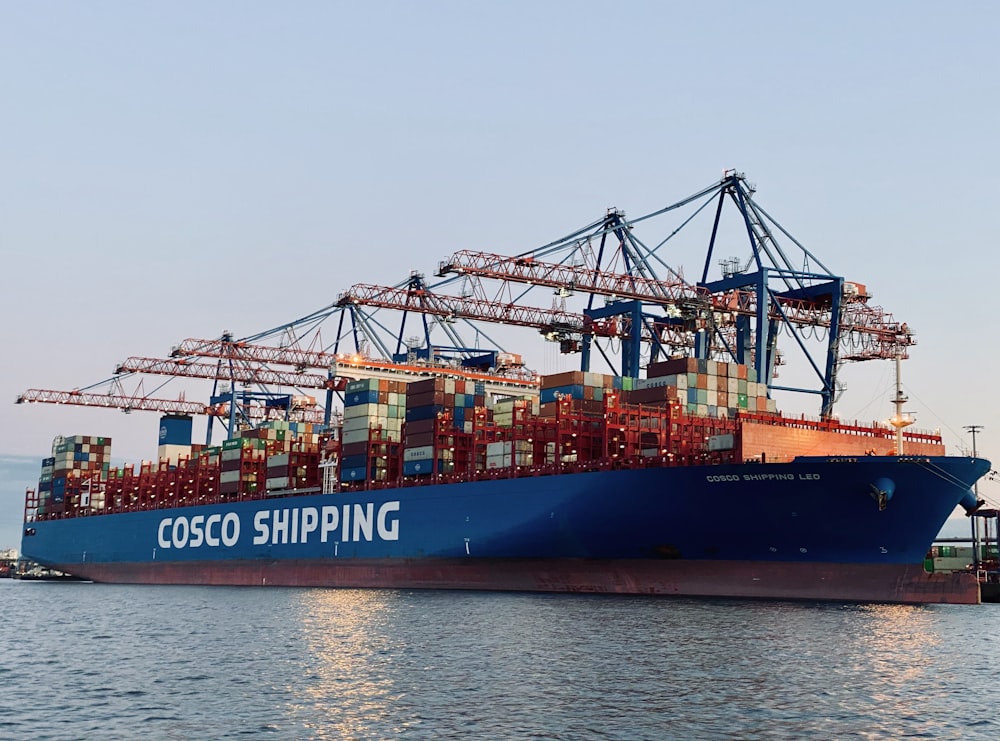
[869,478,895,512]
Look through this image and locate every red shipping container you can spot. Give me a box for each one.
[540,370,585,389]
[405,418,437,435]
[407,377,446,396]
[406,390,446,409]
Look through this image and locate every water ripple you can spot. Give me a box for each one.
[2,582,999,740]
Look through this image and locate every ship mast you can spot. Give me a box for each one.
[887,348,913,454]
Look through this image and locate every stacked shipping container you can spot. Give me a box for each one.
[30,361,948,519]
[401,377,488,476]
[37,435,112,516]
[641,357,777,417]
[341,378,406,483]
[239,420,322,493]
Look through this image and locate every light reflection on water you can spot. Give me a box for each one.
[2,582,999,740]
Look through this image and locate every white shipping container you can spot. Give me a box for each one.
[487,441,513,457]
[494,397,527,413]
[707,374,717,391]
[708,433,735,451]
[444,379,456,394]
[158,444,191,466]
[636,377,668,390]
[342,415,374,432]
[266,476,290,490]
[344,403,377,419]
[403,445,435,462]
[220,470,242,484]
[342,428,373,445]
[268,452,290,468]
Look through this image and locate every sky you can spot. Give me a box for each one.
[2,1,1000,541]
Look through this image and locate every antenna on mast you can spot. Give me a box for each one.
[886,348,914,454]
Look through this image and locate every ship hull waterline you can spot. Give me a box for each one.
[47,557,981,605]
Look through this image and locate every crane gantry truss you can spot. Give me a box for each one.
[17,172,915,422]
[15,388,328,424]
[430,172,914,416]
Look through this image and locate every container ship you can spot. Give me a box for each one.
[19,360,990,604]
[17,173,993,603]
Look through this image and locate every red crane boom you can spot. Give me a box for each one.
[115,357,336,390]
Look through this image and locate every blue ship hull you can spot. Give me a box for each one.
[21,456,991,603]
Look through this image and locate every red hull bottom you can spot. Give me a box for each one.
[52,558,981,605]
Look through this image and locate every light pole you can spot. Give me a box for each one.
[964,425,984,569]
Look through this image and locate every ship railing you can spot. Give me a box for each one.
[737,411,943,442]
[976,569,1000,584]
[41,450,743,517]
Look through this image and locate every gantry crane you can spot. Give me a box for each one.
[169,332,539,396]
[114,356,337,391]
[17,172,913,424]
[435,172,913,418]
[15,387,328,424]
[334,276,701,374]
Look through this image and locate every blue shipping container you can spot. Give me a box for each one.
[405,405,444,423]
[403,459,443,476]
[346,390,380,407]
[341,453,369,470]
[345,378,380,394]
[540,384,585,404]
[339,465,371,482]
[159,415,193,446]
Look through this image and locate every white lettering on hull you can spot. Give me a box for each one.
[704,473,821,483]
[158,501,400,550]
[157,513,240,549]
